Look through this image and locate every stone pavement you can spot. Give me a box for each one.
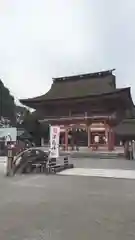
[1,156,135,239]
[68,147,124,159]
[71,158,135,170]
[2,156,135,179]
[39,146,125,158]
[0,174,135,239]
[58,167,135,179]
[57,158,135,179]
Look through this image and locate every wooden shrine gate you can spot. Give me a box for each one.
[59,122,115,151]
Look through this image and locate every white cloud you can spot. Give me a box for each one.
[0,0,135,102]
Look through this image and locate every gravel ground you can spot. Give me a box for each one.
[0,172,135,239]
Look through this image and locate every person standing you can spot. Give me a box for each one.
[94,134,99,150]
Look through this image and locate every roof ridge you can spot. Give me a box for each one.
[53,69,115,82]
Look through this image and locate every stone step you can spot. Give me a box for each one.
[70,152,124,159]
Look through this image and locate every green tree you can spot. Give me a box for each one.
[22,110,49,145]
[0,80,16,124]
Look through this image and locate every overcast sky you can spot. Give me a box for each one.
[0,0,135,103]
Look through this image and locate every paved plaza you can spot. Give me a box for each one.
[71,157,135,170]
[58,167,135,179]
[0,157,135,239]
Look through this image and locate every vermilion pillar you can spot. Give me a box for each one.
[65,127,68,151]
[112,130,115,149]
[87,125,91,148]
[108,127,115,151]
[104,122,108,148]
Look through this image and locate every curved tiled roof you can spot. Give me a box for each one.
[114,118,135,137]
[20,70,134,113]
[20,70,116,104]
[20,87,134,112]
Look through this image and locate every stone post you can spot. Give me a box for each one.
[6,146,14,176]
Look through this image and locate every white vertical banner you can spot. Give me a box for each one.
[49,125,60,158]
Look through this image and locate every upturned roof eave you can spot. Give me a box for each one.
[20,87,131,103]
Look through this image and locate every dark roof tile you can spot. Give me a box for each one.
[114,119,135,136]
[20,70,116,103]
